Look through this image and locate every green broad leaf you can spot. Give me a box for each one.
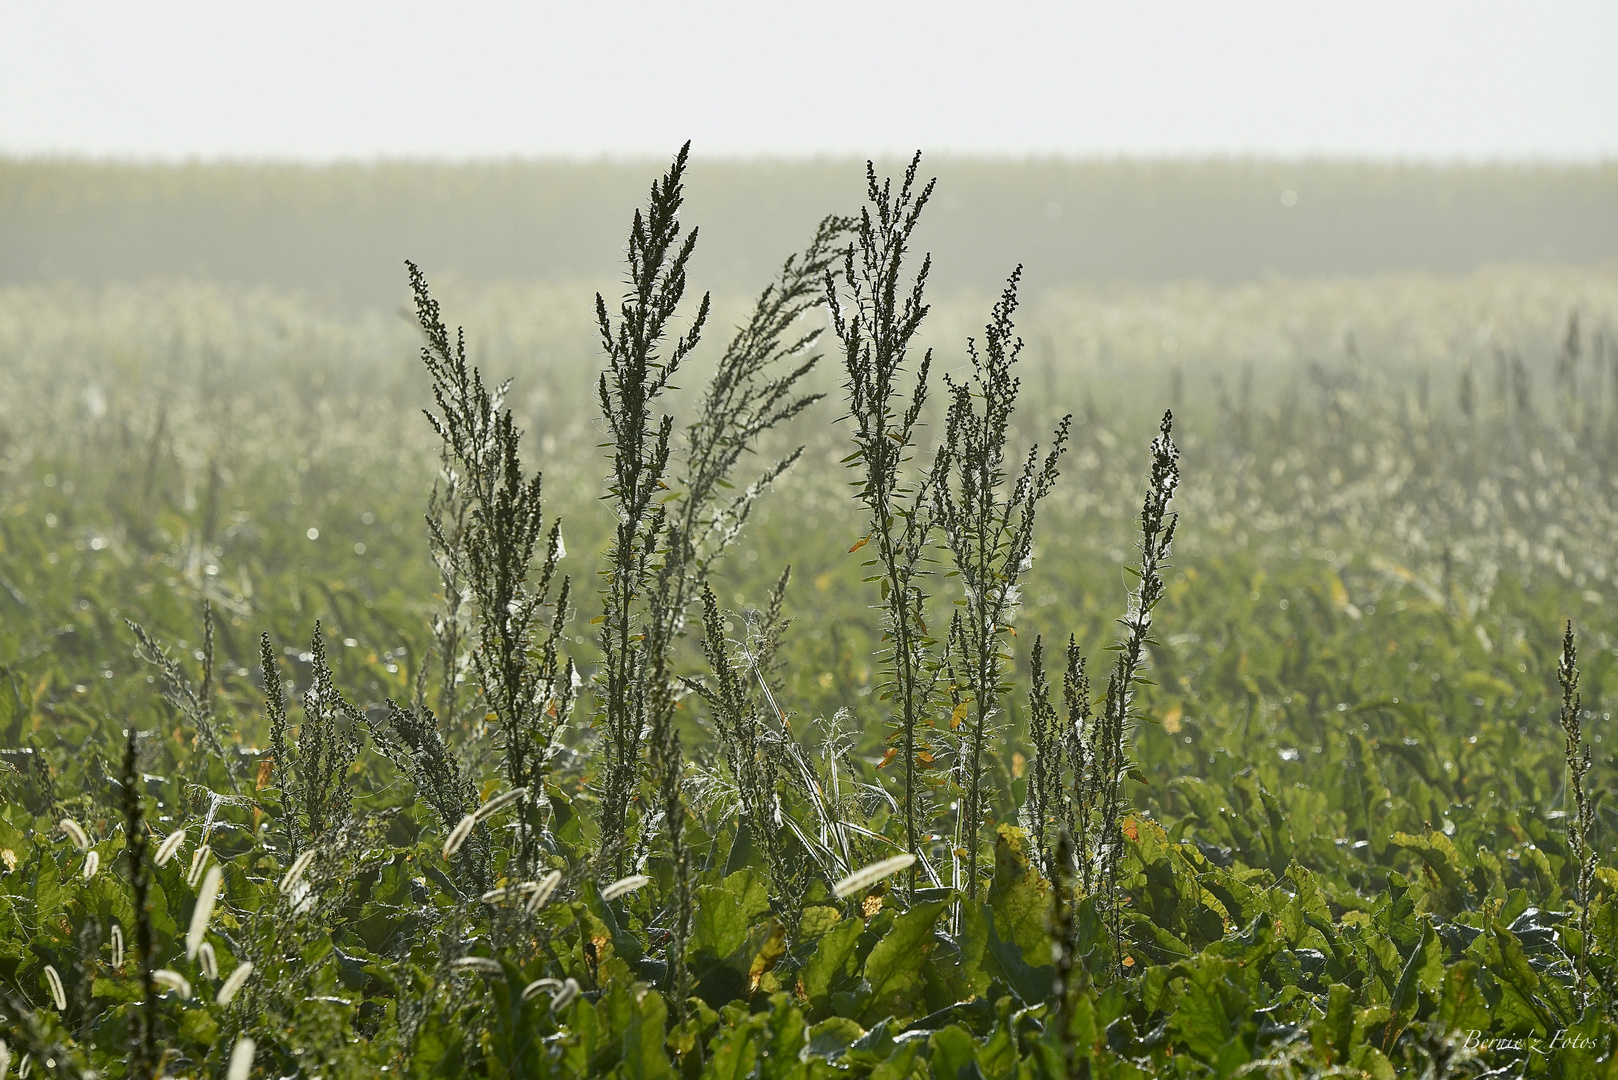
[90,976,142,1003]
[482,958,552,1073]
[1388,920,1441,1030]
[177,1006,219,1049]
[929,1024,978,1080]
[1434,961,1490,1038]
[1311,983,1355,1065]
[1485,922,1559,1033]
[806,1016,864,1059]
[704,1016,760,1080]
[689,868,771,961]
[868,1039,923,1080]
[758,994,809,1064]
[798,905,844,941]
[987,827,1050,964]
[802,915,864,1014]
[1389,830,1466,891]
[1172,976,1231,1062]
[1169,955,1252,1064]
[974,902,1053,1005]
[860,898,946,1025]
[602,979,675,1080]
[1347,1044,1397,1080]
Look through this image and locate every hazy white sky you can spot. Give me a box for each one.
[3,1,1615,161]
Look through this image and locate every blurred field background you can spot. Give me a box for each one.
[4,155,1617,765]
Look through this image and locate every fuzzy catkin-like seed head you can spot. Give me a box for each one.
[226,1036,255,1080]
[832,853,916,899]
[216,961,254,1005]
[153,827,187,867]
[198,941,218,980]
[58,818,90,852]
[472,787,527,824]
[278,849,316,895]
[152,968,191,998]
[600,874,650,902]
[82,850,100,881]
[43,964,66,1011]
[450,956,503,976]
[522,977,563,1001]
[0,1038,9,1080]
[110,923,124,969]
[187,845,211,888]
[551,977,581,1012]
[187,865,222,960]
[523,869,564,913]
[442,813,477,860]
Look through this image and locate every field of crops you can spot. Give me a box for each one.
[1,152,1616,1078]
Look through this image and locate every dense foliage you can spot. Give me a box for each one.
[1,150,1615,1079]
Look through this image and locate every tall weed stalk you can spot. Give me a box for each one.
[410,262,575,878]
[259,625,362,856]
[1095,411,1179,972]
[593,143,709,877]
[595,145,841,882]
[119,725,158,1078]
[827,154,938,893]
[1556,621,1598,1013]
[932,267,1070,899]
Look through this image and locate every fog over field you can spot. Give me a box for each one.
[4,157,1616,307]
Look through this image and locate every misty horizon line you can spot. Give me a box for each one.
[5,149,1617,172]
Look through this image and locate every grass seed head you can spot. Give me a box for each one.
[152,968,192,998]
[278,849,316,895]
[472,786,527,824]
[551,977,581,1012]
[523,869,564,913]
[43,964,66,1011]
[833,853,916,899]
[216,961,254,1005]
[600,874,650,902]
[198,941,218,980]
[58,818,90,852]
[522,977,563,1001]
[187,864,222,960]
[451,956,503,976]
[153,827,186,868]
[226,1037,255,1080]
[186,845,211,888]
[442,813,476,860]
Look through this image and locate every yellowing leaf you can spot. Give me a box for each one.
[949,700,971,730]
[848,534,871,553]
